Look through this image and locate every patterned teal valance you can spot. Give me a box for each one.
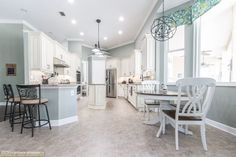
[168,0,221,26]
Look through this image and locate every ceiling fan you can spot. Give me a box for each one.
[91,19,110,57]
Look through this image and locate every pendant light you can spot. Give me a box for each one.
[91,19,110,57]
[151,0,177,41]
[92,19,102,54]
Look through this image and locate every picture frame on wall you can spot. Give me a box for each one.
[6,64,16,76]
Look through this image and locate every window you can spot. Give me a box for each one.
[167,25,185,83]
[199,0,236,82]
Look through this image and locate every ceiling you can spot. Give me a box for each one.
[0,0,191,49]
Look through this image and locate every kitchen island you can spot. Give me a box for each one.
[41,84,78,126]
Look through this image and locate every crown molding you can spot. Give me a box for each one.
[0,19,38,31]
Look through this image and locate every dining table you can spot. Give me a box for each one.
[136,90,193,136]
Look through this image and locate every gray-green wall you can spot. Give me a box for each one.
[81,46,92,61]
[108,43,135,59]
[0,24,25,102]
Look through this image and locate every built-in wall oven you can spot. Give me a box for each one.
[76,71,81,95]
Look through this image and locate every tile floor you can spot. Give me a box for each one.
[0,98,235,157]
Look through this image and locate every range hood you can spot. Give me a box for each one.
[53,58,70,68]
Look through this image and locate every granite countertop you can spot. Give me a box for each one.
[41,84,78,89]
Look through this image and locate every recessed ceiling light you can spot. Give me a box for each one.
[118,30,123,35]
[80,32,84,36]
[104,37,108,40]
[71,19,77,24]
[68,0,74,4]
[119,16,124,22]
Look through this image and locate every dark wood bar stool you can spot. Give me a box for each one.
[16,84,51,137]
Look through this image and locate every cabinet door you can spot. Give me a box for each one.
[134,50,142,76]
[28,33,41,70]
[121,58,129,76]
[55,43,65,61]
[41,35,54,73]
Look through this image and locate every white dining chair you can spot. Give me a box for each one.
[138,81,160,120]
[160,78,216,151]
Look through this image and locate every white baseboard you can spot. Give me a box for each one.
[206,118,236,136]
[50,116,78,127]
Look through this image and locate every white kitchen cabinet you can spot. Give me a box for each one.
[129,50,142,76]
[106,59,120,69]
[117,84,128,98]
[129,54,135,76]
[54,42,66,61]
[141,34,155,72]
[26,32,54,73]
[127,84,137,108]
[120,58,130,77]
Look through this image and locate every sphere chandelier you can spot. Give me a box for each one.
[151,0,177,41]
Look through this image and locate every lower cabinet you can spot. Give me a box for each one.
[126,84,147,111]
[117,84,128,98]
[127,85,137,108]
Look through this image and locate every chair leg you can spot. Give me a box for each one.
[38,105,41,126]
[185,125,189,135]
[21,105,26,134]
[156,111,163,138]
[147,106,150,121]
[143,105,146,118]
[29,105,34,137]
[175,124,179,150]
[9,102,13,123]
[4,101,8,121]
[19,103,22,118]
[11,103,16,132]
[162,116,165,134]
[200,124,207,151]
[44,104,52,130]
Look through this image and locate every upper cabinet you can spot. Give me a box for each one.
[54,42,66,61]
[120,58,130,77]
[106,59,120,70]
[25,32,54,73]
[133,50,142,76]
[141,34,155,72]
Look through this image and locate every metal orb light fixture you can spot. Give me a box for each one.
[151,0,177,41]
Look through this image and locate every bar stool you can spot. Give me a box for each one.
[3,84,10,121]
[16,84,51,137]
[7,84,22,132]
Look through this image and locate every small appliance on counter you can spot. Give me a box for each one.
[121,80,127,84]
[42,73,58,84]
[128,78,133,84]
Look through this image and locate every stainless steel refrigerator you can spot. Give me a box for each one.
[106,69,117,98]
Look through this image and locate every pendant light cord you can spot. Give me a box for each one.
[98,21,100,49]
